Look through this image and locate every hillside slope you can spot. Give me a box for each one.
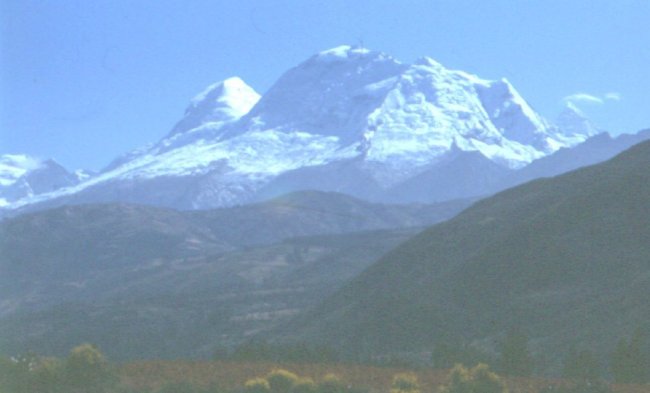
[0,191,467,359]
[289,140,650,365]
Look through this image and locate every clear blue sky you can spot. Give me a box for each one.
[1,0,649,171]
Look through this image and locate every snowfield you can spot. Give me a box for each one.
[1,46,600,211]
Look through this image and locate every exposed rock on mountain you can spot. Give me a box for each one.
[3,46,598,211]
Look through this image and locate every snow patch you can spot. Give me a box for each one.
[0,155,43,186]
[317,45,372,60]
[1,46,602,210]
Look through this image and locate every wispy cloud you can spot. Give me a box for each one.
[562,92,622,107]
[562,93,604,105]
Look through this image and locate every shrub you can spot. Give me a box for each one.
[0,355,31,393]
[267,369,300,393]
[444,363,470,392]
[439,363,507,393]
[391,373,420,393]
[292,377,317,393]
[318,374,345,393]
[65,343,115,392]
[32,357,65,393]
[469,364,507,393]
[245,378,271,393]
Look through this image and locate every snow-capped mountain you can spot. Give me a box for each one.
[0,155,41,188]
[555,102,601,139]
[3,46,600,211]
[0,155,84,206]
[159,76,261,152]
[236,46,568,171]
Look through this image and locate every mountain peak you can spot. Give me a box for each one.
[0,154,43,186]
[1,46,612,211]
[241,46,404,141]
[555,102,601,138]
[167,77,260,139]
[314,45,386,62]
[188,76,256,107]
[0,155,80,205]
[413,56,445,70]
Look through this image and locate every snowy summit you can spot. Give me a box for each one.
[3,46,599,211]
[0,154,82,207]
[160,76,261,150]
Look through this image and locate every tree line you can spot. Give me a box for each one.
[1,331,648,393]
[431,329,649,384]
[0,343,115,393]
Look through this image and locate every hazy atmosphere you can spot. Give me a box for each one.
[1,1,649,170]
[1,2,649,393]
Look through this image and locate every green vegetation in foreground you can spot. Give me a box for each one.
[4,343,650,393]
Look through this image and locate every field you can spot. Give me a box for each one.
[118,360,650,393]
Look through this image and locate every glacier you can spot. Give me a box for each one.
[0,154,83,207]
[2,45,600,211]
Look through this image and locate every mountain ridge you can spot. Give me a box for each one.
[0,190,470,358]
[0,155,86,207]
[284,140,650,370]
[1,45,599,212]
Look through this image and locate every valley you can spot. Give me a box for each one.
[0,192,467,359]
[1,35,649,393]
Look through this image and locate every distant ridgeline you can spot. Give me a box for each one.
[6,46,649,216]
[1,45,650,385]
